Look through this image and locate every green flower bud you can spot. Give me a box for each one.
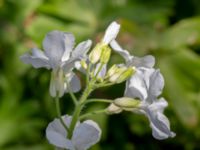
[106,103,122,114]
[106,65,118,77]
[116,67,135,83]
[114,97,140,109]
[108,67,126,83]
[100,46,111,64]
[89,43,102,64]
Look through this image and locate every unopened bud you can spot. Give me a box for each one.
[106,65,118,77]
[108,67,126,83]
[96,77,103,82]
[116,67,135,83]
[100,46,111,64]
[80,60,87,70]
[89,43,104,64]
[114,97,140,109]
[106,103,122,114]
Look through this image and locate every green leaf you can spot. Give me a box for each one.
[161,17,200,50]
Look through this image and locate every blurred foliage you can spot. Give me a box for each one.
[0,0,200,149]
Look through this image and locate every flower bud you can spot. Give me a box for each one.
[116,67,135,83]
[106,103,122,114]
[89,43,102,64]
[108,67,126,83]
[100,46,111,64]
[114,97,140,108]
[106,65,118,77]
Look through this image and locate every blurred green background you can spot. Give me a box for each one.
[0,0,200,149]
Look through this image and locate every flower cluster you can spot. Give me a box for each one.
[21,21,175,150]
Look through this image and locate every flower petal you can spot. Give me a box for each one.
[128,55,155,68]
[46,116,74,149]
[65,73,81,93]
[148,70,164,98]
[61,34,77,62]
[103,22,120,44]
[20,48,50,69]
[72,40,92,59]
[43,31,75,68]
[110,40,133,62]
[144,98,175,140]
[124,70,148,100]
[72,120,101,150]
[62,59,77,74]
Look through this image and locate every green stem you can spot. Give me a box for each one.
[67,83,93,139]
[55,96,69,133]
[79,109,107,120]
[84,98,113,105]
[94,82,115,89]
[66,81,78,105]
[86,63,91,85]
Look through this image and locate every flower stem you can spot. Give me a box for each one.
[86,63,91,85]
[79,109,107,120]
[67,82,93,139]
[94,82,115,89]
[55,96,69,133]
[84,98,113,105]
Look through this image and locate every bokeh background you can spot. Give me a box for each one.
[1,0,200,149]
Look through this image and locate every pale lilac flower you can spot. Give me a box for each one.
[46,115,101,150]
[125,68,175,140]
[20,31,92,97]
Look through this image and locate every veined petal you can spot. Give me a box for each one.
[61,33,76,62]
[72,120,101,150]
[65,73,81,93]
[125,70,148,100]
[110,40,133,62]
[62,59,77,74]
[20,48,50,69]
[46,130,74,149]
[72,40,92,59]
[148,70,164,98]
[150,112,176,140]
[43,31,75,68]
[144,98,175,140]
[32,48,49,59]
[103,22,120,44]
[46,116,75,149]
[128,55,155,68]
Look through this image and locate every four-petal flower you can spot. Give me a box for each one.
[125,68,175,140]
[20,30,92,97]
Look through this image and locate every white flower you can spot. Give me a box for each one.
[46,115,101,150]
[20,30,92,97]
[125,68,175,140]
